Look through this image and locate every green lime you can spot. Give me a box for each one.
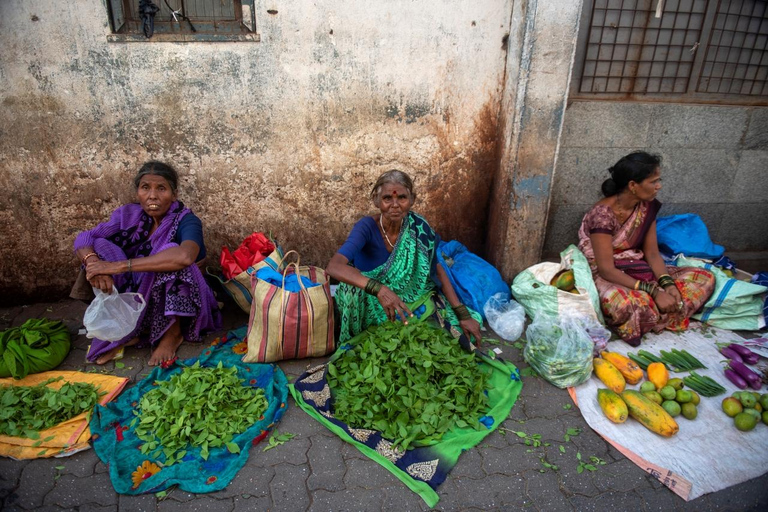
[755,403,763,413]
[659,385,677,401]
[662,400,681,417]
[667,378,684,391]
[681,402,697,420]
[759,394,768,410]
[762,410,768,426]
[640,381,656,393]
[739,393,757,409]
[642,391,663,405]
[689,390,700,406]
[734,412,758,432]
[721,397,743,417]
[675,389,692,404]
[742,407,761,423]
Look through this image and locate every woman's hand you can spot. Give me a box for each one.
[88,274,115,294]
[459,318,483,346]
[654,289,680,314]
[85,260,121,280]
[376,286,413,323]
[664,284,683,304]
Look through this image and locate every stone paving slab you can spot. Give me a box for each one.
[1,299,767,511]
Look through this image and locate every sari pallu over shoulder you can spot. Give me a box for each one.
[74,202,221,362]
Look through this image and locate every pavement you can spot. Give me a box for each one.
[1,298,767,512]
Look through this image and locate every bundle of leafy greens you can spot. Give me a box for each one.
[132,361,268,465]
[0,377,105,438]
[327,322,490,450]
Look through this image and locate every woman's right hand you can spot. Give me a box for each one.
[376,286,413,323]
[88,274,114,294]
[654,289,678,314]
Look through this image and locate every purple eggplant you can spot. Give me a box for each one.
[743,353,761,365]
[724,369,748,389]
[719,346,743,363]
[728,343,759,360]
[729,360,763,389]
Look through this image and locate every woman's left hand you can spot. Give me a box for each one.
[663,284,684,313]
[459,318,483,347]
[85,260,119,280]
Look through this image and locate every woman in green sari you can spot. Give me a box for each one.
[327,170,483,346]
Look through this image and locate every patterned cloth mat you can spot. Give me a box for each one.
[291,341,523,507]
[90,327,288,494]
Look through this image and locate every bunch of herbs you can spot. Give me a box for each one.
[0,377,104,438]
[132,361,268,465]
[327,322,490,450]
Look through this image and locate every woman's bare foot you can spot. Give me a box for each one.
[149,320,184,366]
[94,337,139,365]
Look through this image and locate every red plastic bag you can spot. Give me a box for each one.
[220,233,275,280]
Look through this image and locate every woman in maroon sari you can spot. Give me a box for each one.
[74,162,221,365]
[578,152,715,346]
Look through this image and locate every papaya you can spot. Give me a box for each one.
[621,389,679,437]
[647,362,669,390]
[597,389,628,423]
[593,358,626,393]
[601,352,644,385]
[550,269,576,291]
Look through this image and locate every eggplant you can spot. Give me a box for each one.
[719,346,743,363]
[724,369,748,389]
[729,360,763,388]
[727,343,759,360]
[743,353,761,365]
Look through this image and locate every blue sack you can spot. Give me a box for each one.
[436,240,510,320]
[656,214,724,259]
[255,267,319,292]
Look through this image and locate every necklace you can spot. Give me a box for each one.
[379,215,403,248]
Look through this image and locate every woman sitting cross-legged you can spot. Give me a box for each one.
[73,161,222,365]
[578,151,715,346]
[326,169,483,348]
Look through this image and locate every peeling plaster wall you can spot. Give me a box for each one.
[0,0,513,303]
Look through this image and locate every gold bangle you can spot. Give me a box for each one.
[82,252,98,265]
[634,280,640,291]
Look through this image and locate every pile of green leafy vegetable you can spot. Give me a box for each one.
[0,377,104,438]
[326,321,490,450]
[132,361,268,465]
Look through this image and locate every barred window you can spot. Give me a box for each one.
[106,0,258,42]
[571,0,768,104]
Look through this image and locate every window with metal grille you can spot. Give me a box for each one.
[106,0,258,42]
[571,0,768,104]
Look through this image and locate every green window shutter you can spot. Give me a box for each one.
[106,0,126,33]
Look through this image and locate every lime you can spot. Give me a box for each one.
[721,397,743,417]
[675,389,692,404]
[642,391,663,405]
[659,385,677,400]
[689,390,700,406]
[662,400,681,417]
[755,402,763,413]
[681,402,697,420]
[739,393,757,409]
[667,378,684,391]
[640,381,656,393]
[734,412,758,432]
[762,410,768,426]
[742,407,761,423]
[760,394,768,410]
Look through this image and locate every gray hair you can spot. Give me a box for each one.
[133,161,178,193]
[370,169,416,206]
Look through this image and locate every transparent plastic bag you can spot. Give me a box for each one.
[566,314,612,356]
[483,293,525,341]
[83,288,146,341]
[523,314,594,388]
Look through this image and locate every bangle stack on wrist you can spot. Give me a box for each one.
[364,279,383,296]
[657,273,675,289]
[637,280,659,297]
[452,304,472,321]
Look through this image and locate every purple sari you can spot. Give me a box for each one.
[74,202,221,362]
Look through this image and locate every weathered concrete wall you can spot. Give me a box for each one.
[544,101,768,257]
[0,0,513,304]
[486,0,583,280]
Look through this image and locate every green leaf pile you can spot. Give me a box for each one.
[327,322,490,450]
[132,361,268,465]
[0,377,104,438]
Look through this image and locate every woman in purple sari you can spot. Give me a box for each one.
[577,152,715,346]
[74,162,221,365]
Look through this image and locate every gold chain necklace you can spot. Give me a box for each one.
[379,215,403,248]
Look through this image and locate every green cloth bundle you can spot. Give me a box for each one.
[0,319,71,379]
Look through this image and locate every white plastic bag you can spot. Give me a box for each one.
[483,293,525,341]
[523,314,594,388]
[83,288,146,341]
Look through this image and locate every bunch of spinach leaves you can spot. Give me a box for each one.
[0,377,104,438]
[327,322,490,450]
[132,361,268,465]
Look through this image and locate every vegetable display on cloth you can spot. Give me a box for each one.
[132,361,269,466]
[1,377,104,437]
[0,318,71,380]
[0,371,128,460]
[327,322,490,450]
[90,328,288,494]
[291,321,523,508]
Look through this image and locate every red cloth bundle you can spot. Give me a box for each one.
[220,232,275,280]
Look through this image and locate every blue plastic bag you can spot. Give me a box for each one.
[656,214,724,259]
[436,240,510,320]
